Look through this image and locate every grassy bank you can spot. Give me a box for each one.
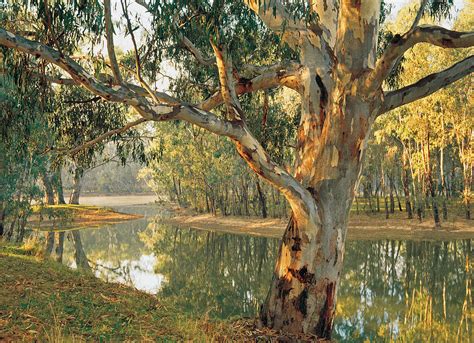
[0,244,233,341]
[0,244,323,342]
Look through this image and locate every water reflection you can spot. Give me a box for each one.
[63,213,472,341]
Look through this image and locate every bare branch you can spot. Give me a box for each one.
[368,26,474,91]
[199,63,302,111]
[104,0,123,84]
[120,0,164,107]
[134,0,215,67]
[0,26,317,226]
[211,42,244,120]
[181,35,215,66]
[66,117,148,156]
[410,0,428,32]
[379,55,474,115]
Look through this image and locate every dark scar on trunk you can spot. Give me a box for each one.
[315,74,328,126]
[291,236,302,251]
[288,266,314,283]
[294,288,309,316]
[315,282,336,339]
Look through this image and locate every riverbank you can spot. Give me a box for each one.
[0,244,325,342]
[162,206,474,241]
[29,205,143,230]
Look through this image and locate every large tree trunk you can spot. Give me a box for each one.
[259,62,370,337]
[260,171,360,337]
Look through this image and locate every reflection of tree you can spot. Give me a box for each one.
[62,219,153,288]
[140,223,279,319]
[63,217,471,340]
[335,239,472,341]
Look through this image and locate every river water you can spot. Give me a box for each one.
[62,200,472,342]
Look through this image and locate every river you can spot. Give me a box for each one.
[61,196,472,341]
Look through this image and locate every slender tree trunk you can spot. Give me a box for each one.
[256,178,268,218]
[42,172,56,205]
[15,215,28,243]
[402,150,413,219]
[69,167,83,205]
[389,177,395,214]
[463,169,471,220]
[54,168,66,205]
[0,202,4,237]
[4,217,16,242]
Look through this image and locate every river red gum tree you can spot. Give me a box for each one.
[1,0,472,338]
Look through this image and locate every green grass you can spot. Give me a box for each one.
[0,243,248,342]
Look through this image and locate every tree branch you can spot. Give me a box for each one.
[104,0,123,84]
[379,55,474,115]
[199,63,302,111]
[181,35,215,66]
[210,40,317,224]
[65,117,148,156]
[368,26,474,91]
[410,0,428,32]
[211,42,244,121]
[244,0,307,37]
[0,28,162,119]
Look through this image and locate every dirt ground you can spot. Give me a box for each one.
[162,206,474,241]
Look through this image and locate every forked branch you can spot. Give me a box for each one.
[368,26,474,90]
[104,0,123,84]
